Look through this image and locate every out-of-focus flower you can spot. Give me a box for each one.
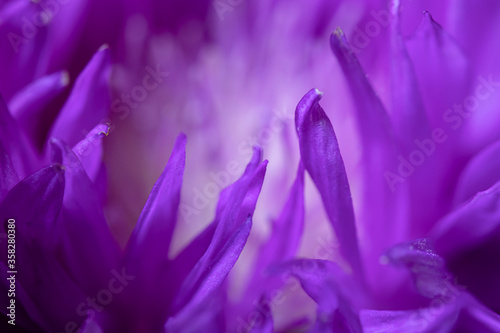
[1,0,500,332]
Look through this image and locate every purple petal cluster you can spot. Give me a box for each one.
[1,0,500,332]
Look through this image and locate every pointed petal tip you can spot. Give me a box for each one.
[295,88,324,130]
[173,133,188,156]
[177,132,187,143]
[331,27,347,45]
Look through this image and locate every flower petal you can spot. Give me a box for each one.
[170,148,267,303]
[125,132,186,278]
[8,71,69,146]
[103,134,186,332]
[295,88,362,277]
[390,0,443,235]
[49,46,111,147]
[228,162,305,331]
[377,238,500,332]
[330,29,409,289]
[390,0,430,146]
[0,141,20,203]
[0,0,49,100]
[431,180,500,312]
[361,294,500,333]
[258,162,305,266]
[383,239,453,300]
[405,12,470,128]
[72,123,110,182]
[80,316,104,333]
[171,148,267,313]
[167,216,253,332]
[454,139,500,205]
[0,165,87,332]
[0,96,36,179]
[49,138,120,295]
[270,259,362,333]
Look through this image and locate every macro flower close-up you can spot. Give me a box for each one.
[1,0,500,332]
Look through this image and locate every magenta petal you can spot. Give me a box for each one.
[49,46,111,147]
[233,162,305,324]
[0,141,20,202]
[0,165,87,332]
[165,296,223,333]
[454,139,500,205]
[454,296,500,332]
[330,29,409,285]
[80,316,103,333]
[330,30,395,148]
[390,1,430,146]
[361,294,500,333]
[168,217,252,331]
[270,259,362,333]
[431,181,500,312]
[125,133,186,275]
[295,88,362,277]
[372,237,500,331]
[172,148,267,313]
[225,162,304,332]
[0,0,49,100]
[259,162,305,264]
[111,134,186,331]
[390,1,444,235]
[8,71,69,144]
[169,222,215,291]
[49,138,120,295]
[405,12,470,127]
[72,123,110,182]
[0,96,36,179]
[432,181,500,257]
[383,239,453,300]
[360,308,456,333]
[170,148,266,301]
[0,165,65,249]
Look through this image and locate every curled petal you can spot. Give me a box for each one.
[295,88,362,277]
